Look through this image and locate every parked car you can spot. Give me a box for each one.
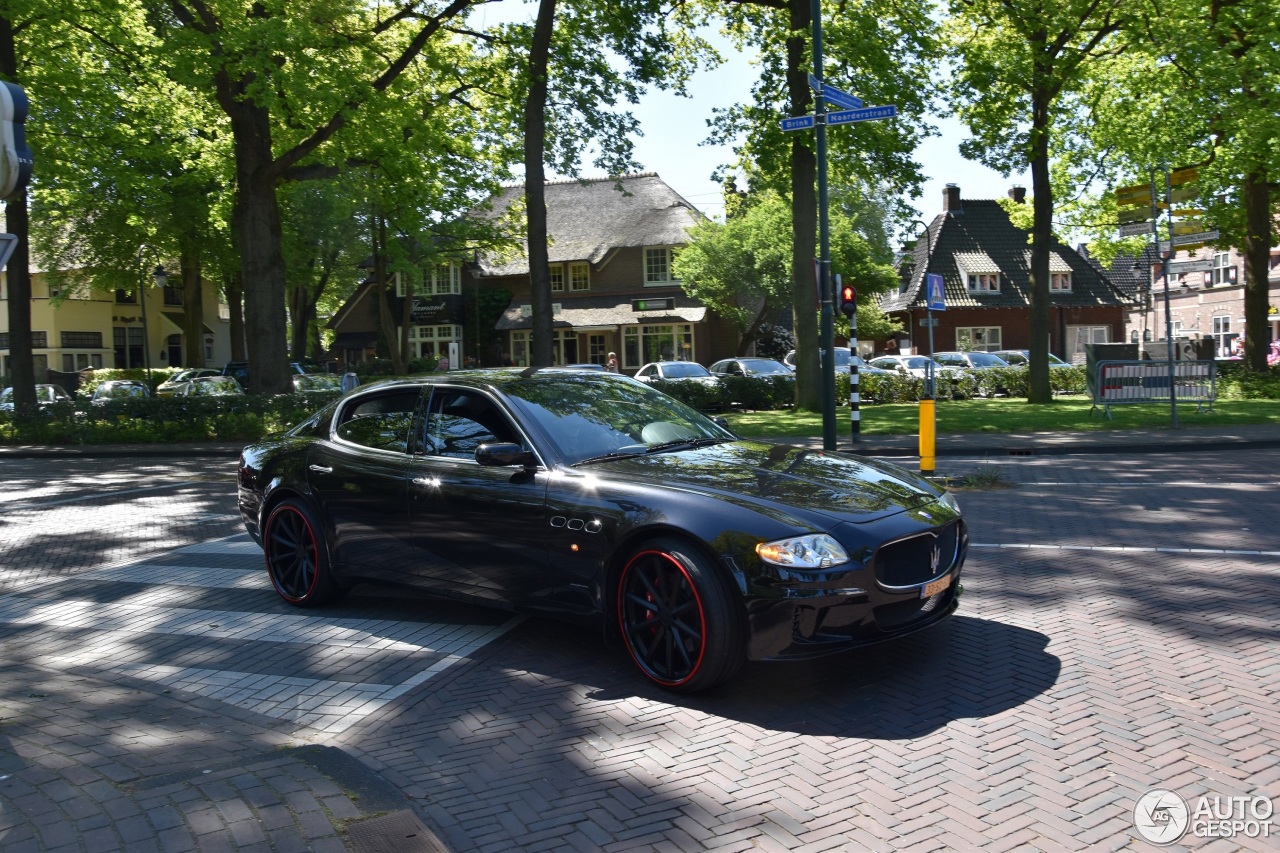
[237,369,966,693]
[180,376,245,396]
[292,373,343,395]
[868,355,963,379]
[783,347,892,375]
[0,384,72,412]
[562,363,607,371]
[708,357,793,380]
[990,350,1073,369]
[933,351,1012,371]
[222,360,320,389]
[156,368,221,397]
[633,361,722,388]
[90,380,151,403]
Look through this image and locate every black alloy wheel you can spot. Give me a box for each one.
[263,499,341,606]
[617,537,743,693]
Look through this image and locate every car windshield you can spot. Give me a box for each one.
[504,375,734,465]
[294,374,340,391]
[967,353,1008,368]
[660,362,710,378]
[97,384,144,399]
[194,378,241,395]
[904,357,934,370]
[742,360,790,375]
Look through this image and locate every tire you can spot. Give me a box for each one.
[617,537,744,693]
[262,499,343,607]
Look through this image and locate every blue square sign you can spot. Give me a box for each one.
[926,273,945,311]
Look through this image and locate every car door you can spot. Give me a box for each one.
[404,386,552,605]
[306,385,423,585]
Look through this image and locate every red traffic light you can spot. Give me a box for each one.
[839,284,856,317]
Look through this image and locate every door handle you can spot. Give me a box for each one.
[309,465,333,474]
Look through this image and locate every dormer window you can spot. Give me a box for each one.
[969,273,1000,292]
[1050,272,1072,292]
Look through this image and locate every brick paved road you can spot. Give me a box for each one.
[0,452,1277,851]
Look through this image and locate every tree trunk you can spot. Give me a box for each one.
[225,97,291,393]
[226,272,246,361]
[0,19,34,415]
[1026,72,1053,404]
[788,0,819,412]
[179,242,205,368]
[524,0,557,368]
[1241,170,1271,372]
[371,214,406,375]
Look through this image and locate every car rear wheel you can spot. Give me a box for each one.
[263,499,343,607]
[617,537,744,693]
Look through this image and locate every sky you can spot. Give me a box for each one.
[470,5,1032,244]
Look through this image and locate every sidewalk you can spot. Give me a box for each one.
[2,422,1279,459]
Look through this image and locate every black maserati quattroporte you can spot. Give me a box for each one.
[238,368,966,692]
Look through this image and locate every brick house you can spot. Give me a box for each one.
[475,173,738,371]
[880,185,1129,362]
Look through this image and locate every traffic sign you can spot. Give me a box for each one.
[827,105,896,126]
[1170,165,1199,186]
[1173,230,1218,245]
[1114,183,1152,207]
[1168,258,1213,274]
[807,72,822,93]
[1117,208,1153,224]
[1173,220,1208,235]
[1170,186,1198,203]
[926,273,945,312]
[822,84,863,110]
[1117,221,1155,238]
[780,115,816,132]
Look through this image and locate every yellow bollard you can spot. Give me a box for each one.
[919,397,936,475]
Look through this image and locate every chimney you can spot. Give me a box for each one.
[1008,185,1026,204]
[943,183,961,212]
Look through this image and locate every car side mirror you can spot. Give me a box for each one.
[476,443,536,468]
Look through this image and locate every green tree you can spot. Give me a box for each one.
[675,191,899,358]
[709,0,938,411]
[945,0,1131,403]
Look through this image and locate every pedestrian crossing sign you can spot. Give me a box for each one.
[926,273,945,311]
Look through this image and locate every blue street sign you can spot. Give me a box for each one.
[926,273,946,312]
[822,84,863,110]
[780,115,816,132]
[807,73,822,93]
[826,105,897,126]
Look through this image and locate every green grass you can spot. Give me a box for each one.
[724,397,1280,438]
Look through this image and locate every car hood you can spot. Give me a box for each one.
[583,439,942,525]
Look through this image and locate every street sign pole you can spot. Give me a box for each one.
[812,0,837,451]
[1159,169,1178,429]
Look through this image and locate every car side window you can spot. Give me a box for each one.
[334,389,421,453]
[422,389,520,460]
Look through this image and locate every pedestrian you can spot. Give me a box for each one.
[606,352,620,373]
[437,355,449,372]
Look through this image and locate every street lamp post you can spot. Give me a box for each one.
[135,244,168,389]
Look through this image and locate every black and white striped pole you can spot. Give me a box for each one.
[838,275,859,443]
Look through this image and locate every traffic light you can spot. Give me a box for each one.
[0,82,32,200]
[839,282,857,317]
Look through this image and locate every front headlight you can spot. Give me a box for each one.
[756,534,849,569]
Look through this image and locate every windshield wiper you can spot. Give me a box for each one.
[573,449,646,466]
[645,437,731,454]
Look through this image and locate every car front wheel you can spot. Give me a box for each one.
[263,499,343,607]
[617,537,744,693]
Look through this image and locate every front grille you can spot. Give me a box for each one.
[873,521,963,588]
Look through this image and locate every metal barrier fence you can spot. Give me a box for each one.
[1090,359,1216,419]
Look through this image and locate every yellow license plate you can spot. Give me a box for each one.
[921,575,952,599]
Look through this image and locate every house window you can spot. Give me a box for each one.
[115,288,137,304]
[955,327,1001,352]
[1068,325,1110,362]
[407,324,462,362]
[427,263,461,296]
[1050,272,1072,292]
[549,265,564,293]
[61,331,103,349]
[622,323,694,368]
[1210,253,1233,286]
[218,303,231,321]
[62,353,104,371]
[645,247,679,285]
[163,285,183,306]
[967,273,1000,292]
[569,262,590,292]
[508,329,578,366]
[1211,315,1231,357]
